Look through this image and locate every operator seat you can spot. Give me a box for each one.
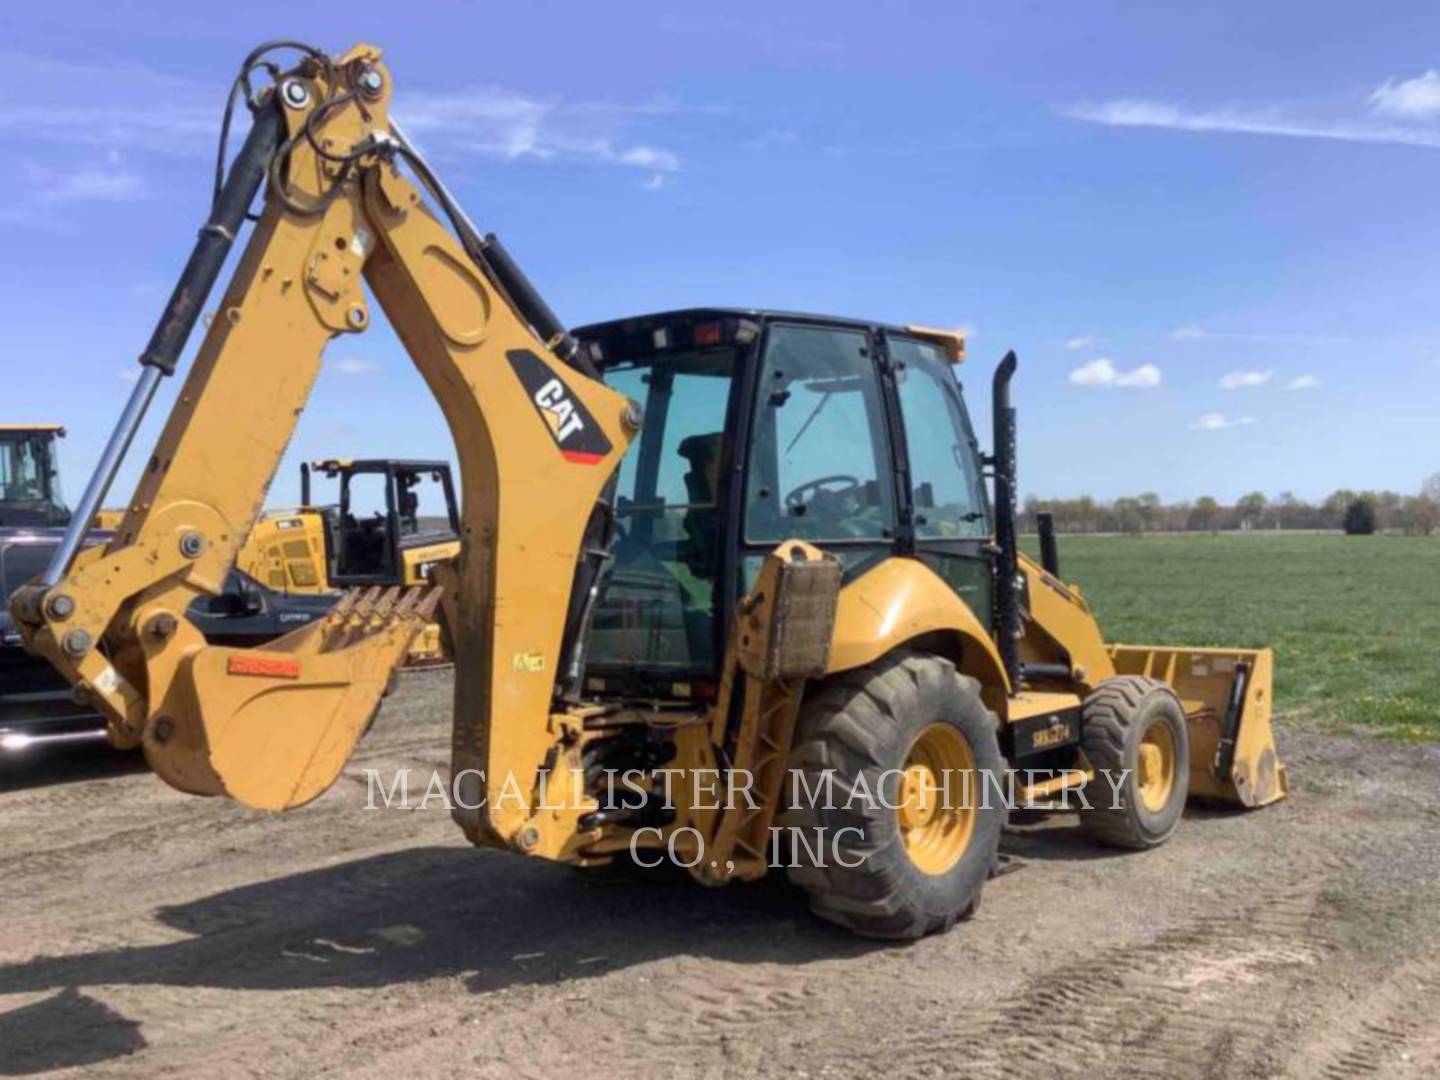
[677,432,723,579]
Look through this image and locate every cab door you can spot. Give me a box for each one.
[882,333,993,627]
[741,321,900,583]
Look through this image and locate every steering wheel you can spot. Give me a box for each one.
[784,474,861,513]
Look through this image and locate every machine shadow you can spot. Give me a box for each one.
[0,987,146,1075]
[1001,804,1245,863]
[0,845,882,1007]
[0,743,145,795]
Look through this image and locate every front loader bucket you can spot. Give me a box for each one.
[1108,645,1287,808]
[145,586,440,811]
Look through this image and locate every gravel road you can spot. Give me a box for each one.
[2,671,1438,1079]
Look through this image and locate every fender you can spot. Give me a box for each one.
[826,557,1012,713]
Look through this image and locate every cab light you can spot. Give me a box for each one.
[693,321,722,347]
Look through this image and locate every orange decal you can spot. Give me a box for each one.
[227,655,302,679]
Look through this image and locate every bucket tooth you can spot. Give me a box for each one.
[415,586,442,621]
[370,586,402,624]
[328,588,360,620]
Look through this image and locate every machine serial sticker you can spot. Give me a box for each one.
[512,651,547,673]
[227,655,302,679]
[506,349,612,465]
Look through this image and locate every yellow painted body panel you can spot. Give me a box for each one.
[1017,553,1116,686]
[827,556,1011,712]
[238,512,328,593]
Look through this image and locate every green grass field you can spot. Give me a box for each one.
[1023,533,1440,740]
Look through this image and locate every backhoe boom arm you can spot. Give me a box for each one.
[11,46,634,844]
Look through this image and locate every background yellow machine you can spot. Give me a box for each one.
[239,458,459,594]
[11,42,1285,938]
[0,425,70,528]
[237,458,459,664]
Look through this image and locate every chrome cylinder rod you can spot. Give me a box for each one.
[41,367,162,585]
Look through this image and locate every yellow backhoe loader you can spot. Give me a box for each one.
[238,458,459,595]
[10,43,1286,938]
[237,457,460,663]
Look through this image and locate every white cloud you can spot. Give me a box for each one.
[0,52,214,155]
[1190,412,1256,431]
[1170,324,1207,340]
[1220,369,1274,389]
[642,173,668,191]
[1060,97,1440,150]
[332,357,380,375]
[1068,357,1161,388]
[1064,335,1096,350]
[42,167,147,203]
[1370,70,1440,119]
[616,145,679,171]
[401,86,685,173]
[1285,374,1321,390]
[0,52,692,180]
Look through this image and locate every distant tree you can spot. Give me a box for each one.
[1137,491,1161,531]
[1400,495,1438,536]
[1112,496,1145,535]
[1272,491,1309,530]
[1189,495,1220,532]
[1236,491,1268,530]
[1343,498,1377,536]
[1424,473,1440,504]
[1323,490,1358,530]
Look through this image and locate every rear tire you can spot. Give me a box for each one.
[1078,676,1189,849]
[783,651,1006,939]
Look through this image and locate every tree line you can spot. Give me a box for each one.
[1023,475,1440,536]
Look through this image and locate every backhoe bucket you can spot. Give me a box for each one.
[1108,645,1287,808]
[145,586,440,811]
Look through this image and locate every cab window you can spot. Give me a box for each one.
[587,345,739,671]
[889,337,988,540]
[745,324,896,544]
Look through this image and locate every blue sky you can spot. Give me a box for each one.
[2,1,1437,506]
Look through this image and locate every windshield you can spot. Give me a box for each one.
[0,432,66,524]
[586,347,738,673]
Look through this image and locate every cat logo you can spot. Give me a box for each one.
[507,349,613,465]
[534,378,585,442]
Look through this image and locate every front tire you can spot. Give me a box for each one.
[783,651,1006,939]
[1078,676,1190,849]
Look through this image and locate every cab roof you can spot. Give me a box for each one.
[572,308,965,363]
[0,424,65,434]
[308,459,449,473]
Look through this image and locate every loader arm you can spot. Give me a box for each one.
[10,45,634,840]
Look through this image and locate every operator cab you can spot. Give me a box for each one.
[573,310,991,700]
[301,459,460,586]
[0,425,69,528]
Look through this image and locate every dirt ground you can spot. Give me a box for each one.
[1,671,1438,1080]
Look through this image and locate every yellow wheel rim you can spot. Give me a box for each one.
[898,723,977,876]
[1137,717,1177,813]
